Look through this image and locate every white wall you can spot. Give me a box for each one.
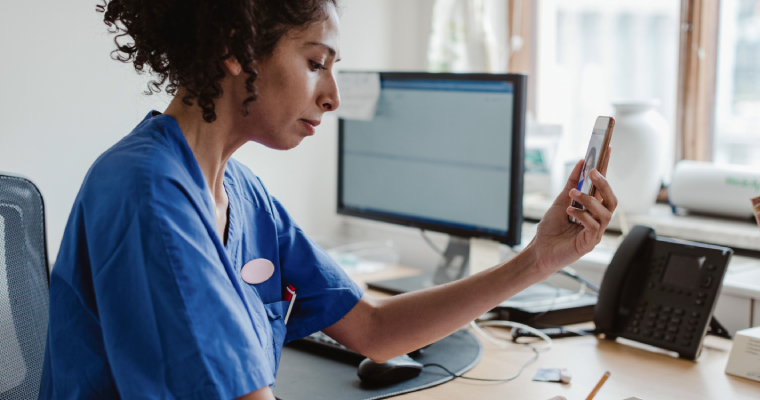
[0,1,172,261]
[0,0,438,268]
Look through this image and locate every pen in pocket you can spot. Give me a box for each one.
[284,285,296,325]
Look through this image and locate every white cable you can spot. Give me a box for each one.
[470,320,553,352]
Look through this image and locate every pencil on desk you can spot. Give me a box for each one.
[585,371,610,400]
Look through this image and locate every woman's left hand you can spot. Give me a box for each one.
[531,146,617,276]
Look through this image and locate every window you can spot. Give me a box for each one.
[713,0,760,166]
[427,0,759,170]
[535,0,681,180]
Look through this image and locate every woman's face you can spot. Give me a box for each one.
[238,3,341,150]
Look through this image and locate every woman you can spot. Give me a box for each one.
[39,1,617,399]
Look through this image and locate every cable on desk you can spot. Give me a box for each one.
[470,320,553,351]
[421,320,548,383]
[422,347,538,382]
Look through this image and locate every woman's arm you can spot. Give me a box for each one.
[323,154,617,362]
[324,243,541,362]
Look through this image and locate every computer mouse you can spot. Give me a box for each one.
[357,354,423,385]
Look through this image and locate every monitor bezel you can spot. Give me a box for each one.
[337,72,526,246]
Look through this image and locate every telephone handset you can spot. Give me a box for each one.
[594,225,733,360]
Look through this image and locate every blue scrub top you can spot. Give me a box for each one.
[39,111,364,399]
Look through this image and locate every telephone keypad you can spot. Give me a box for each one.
[627,300,693,347]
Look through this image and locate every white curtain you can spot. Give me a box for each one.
[427,0,510,73]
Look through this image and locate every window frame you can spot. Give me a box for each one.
[675,0,721,162]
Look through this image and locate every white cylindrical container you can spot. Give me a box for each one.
[669,160,758,219]
[606,101,667,214]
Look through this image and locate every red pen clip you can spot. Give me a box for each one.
[284,285,296,301]
[284,285,296,325]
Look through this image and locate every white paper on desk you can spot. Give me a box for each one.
[335,72,380,121]
[469,238,500,276]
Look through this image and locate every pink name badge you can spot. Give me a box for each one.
[241,258,275,285]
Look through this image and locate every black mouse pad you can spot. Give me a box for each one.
[272,329,482,400]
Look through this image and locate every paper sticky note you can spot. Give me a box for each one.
[469,238,500,276]
[334,72,381,121]
[532,368,561,382]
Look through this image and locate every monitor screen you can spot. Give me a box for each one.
[338,73,526,245]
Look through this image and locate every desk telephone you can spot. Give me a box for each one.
[594,225,733,360]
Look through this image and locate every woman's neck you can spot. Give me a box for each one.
[164,92,247,205]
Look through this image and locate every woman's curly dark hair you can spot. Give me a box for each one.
[97,0,338,122]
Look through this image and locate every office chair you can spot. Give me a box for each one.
[0,174,50,399]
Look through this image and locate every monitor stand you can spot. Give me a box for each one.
[432,236,470,285]
[367,236,471,294]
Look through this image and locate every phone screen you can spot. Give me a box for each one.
[572,119,610,211]
[577,132,605,195]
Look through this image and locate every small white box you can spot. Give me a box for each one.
[725,326,760,382]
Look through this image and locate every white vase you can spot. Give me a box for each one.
[606,101,667,214]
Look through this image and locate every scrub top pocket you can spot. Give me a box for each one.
[263,300,290,374]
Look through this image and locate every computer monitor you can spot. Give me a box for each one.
[338,72,526,244]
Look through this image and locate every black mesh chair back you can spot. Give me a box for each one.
[0,175,49,400]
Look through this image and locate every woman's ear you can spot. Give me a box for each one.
[223,55,243,76]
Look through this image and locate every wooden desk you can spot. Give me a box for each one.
[354,266,760,400]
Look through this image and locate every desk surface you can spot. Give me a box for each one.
[354,266,760,400]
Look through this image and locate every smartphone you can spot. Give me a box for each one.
[569,116,615,223]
